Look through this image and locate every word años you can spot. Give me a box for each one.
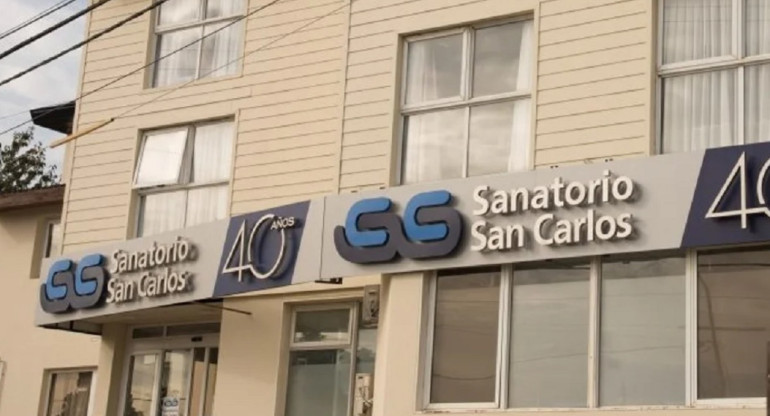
[110,238,193,274]
[473,170,635,216]
[106,268,192,304]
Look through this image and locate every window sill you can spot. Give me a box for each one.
[141,72,244,96]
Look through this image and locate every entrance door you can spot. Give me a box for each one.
[284,303,377,416]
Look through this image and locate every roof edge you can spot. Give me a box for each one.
[0,185,65,212]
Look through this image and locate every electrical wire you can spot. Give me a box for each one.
[0,0,113,62]
[1,0,284,134]
[0,0,172,91]
[0,0,77,41]
[113,1,351,122]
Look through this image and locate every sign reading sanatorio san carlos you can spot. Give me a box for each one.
[470,170,637,252]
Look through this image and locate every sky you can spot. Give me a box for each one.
[0,0,88,174]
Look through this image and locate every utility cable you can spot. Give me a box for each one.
[0,0,170,90]
[0,0,113,62]
[112,1,351,122]
[0,0,76,41]
[0,0,285,134]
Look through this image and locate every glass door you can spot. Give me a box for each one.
[125,353,161,416]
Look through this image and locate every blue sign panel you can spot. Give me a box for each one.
[213,201,310,297]
[40,254,108,314]
[682,141,770,248]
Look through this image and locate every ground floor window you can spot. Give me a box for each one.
[426,248,770,409]
[43,369,95,416]
[285,303,377,416]
[122,323,220,416]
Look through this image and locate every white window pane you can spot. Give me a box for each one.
[509,264,589,408]
[662,69,737,153]
[207,0,245,18]
[745,64,770,143]
[468,99,530,177]
[46,372,92,416]
[193,122,234,183]
[140,191,187,236]
[136,128,189,187]
[600,256,686,406]
[473,21,533,97]
[185,186,228,227]
[662,0,732,64]
[698,248,770,399]
[286,350,351,416]
[431,269,500,404]
[293,309,351,344]
[200,22,243,79]
[155,28,202,88]
[403,108,465,184]
[745,0,770,56]
[405,34,463,105]
[158,0,200,26]
[125,354,158,416]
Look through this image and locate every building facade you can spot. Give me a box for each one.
[0,186,100,416]
[36,0,770,416]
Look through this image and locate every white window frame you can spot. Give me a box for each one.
[41,367,97,416]
[286,303,361,416]
[656,0,770,153]
[151,0,245,88]
[118,323,221,416]
[422,251,769,411]
[133,119,234,237]
[398,16,534,185]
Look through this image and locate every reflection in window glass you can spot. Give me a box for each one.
[46,371,93,416]
[662,0,732,65]
[745,0,770,57]
[468,100,530,176]
[745,63,770,144]
[160,350,193,416]
[286,350,351,416]
[294,309,351,344]
[405,35,463,105]
[154,28,203,88]
[135,129,188,187]
[662,69,737,153]
[509,264,589,408]
[158,0,200,26]
[600,255,686,406]
[403,108,465,184]
[125,354,158,416]
[698,248,770,399]
[431,268,500,404]
[473,21,532,97]
[206,0,245,19]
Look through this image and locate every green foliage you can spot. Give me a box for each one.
[0,127,58,193]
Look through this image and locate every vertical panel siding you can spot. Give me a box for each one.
[533,0,653,168]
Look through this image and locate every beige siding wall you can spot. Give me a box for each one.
[62,0,351,252]
[0,205,99,416]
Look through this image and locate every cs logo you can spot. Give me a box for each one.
[40,254,108,314]
[334,190,463,264]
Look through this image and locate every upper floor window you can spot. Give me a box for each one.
[153,0,245,88]
[134,120,234,237]
[659,0,770,153]
[400,19,533,185]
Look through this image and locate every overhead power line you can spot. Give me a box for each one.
[0,0,77,42]
[0,0,113,62]
[0,0,171,90]
[0,0,284,134]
